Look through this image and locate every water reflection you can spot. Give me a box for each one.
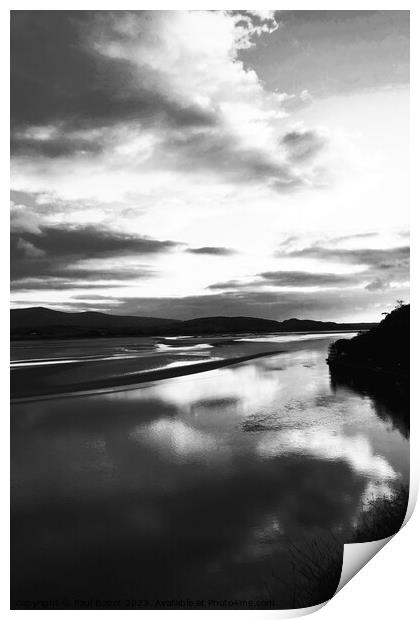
[329,367,409,440]
[11,334,409,609]
[257,430,397,480]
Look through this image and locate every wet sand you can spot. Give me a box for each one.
[10,333,352,400]
[11,348,283,400]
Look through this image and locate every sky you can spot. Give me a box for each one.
[10,10,410,322]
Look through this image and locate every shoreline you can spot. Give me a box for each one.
[327,359,409,381]
[11,328,365,343]
[11,349,284,402]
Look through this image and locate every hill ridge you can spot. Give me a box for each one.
[10,307,377,340]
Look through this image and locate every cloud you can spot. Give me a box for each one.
[207,280,244,290]
[10,225,177,286]
[208,270,352,290]
[10,11,409,323]
[285,245,410,266]
[282,129,327,162]
[10,201,43,234]
[229,10,279,45]
[260,270,350,286]
[325,232,378,243]
[14,238,45,259]
[11,225,178,261]
[10,279,133,291]
[11,127,107,159]
[11,11,327,194]
[244,10,409,97]
[160,127,304,188]
[365,278,390,291]
[186,246,236,256]
[277,244,409,294]
[11,265,154,288]
[11,12,216,134]
[10,263,152,291]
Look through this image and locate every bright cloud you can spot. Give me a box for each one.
[10,11,409,321]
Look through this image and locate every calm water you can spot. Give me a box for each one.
[11,333,409,608]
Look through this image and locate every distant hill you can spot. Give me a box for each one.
[275,318,375,332]
[165,316,375,336]
[11,307,179,329]
[10,307,377,340]
[327,303,409,379]
[170,316,284,335]
[10,307,179,339]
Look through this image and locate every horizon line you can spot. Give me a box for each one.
[10,305,379,325]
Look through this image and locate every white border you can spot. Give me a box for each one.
[3,2,418,619]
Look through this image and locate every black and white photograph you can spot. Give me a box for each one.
[10,9,410,611]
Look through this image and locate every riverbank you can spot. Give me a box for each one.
[327,303,409,381]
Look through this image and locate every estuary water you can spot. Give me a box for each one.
[11,332,409,608]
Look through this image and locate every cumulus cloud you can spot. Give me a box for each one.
[11,11,327,195]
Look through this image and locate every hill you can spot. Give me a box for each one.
[276,318,374,332]
[327,303,409,379]
[165,316,375,336]
[10,307,377,340]
[168,316,284,335]
[10,307,179,339]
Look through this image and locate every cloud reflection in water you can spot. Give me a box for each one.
[11,334,408,606]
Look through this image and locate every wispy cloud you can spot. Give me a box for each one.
[207,244,409,298]
[208,271,352,290]
[259,270,350,286]
[186,246,236,256]
[283,245,409,266]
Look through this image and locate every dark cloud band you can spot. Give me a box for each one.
[10,225,177,286]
